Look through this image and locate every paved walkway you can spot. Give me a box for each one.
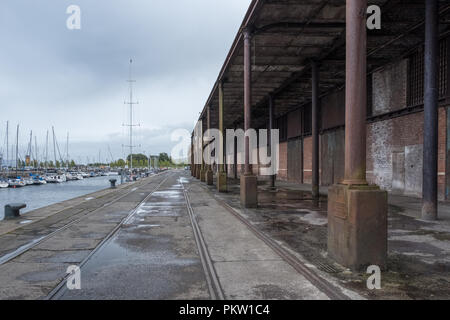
[213,177,450,299]
[0,171,357,300]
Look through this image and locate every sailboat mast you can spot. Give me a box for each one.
[45,130,49,170]
[6,121,8,174]
[34,135,38,169]
[129,60,133,170]
[52,126,57,168]
[66,132,69,168]
[124,59,138,171]
[15,124,19,175]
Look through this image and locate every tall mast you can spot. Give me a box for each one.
[15,124,19,175]
[6,121,8,173]
[34,135,38,169]
[52,126,57,167]
[45,130,49,170]
[66,132,69,168]
[124,59,139,171]
[26,130,32,167]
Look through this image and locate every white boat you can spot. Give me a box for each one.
[66,173,76,181]
[33,177,47,185]
[0,181,9,188]
[24,179,34,185]
[55,174,67,183]
[76,174,84,180]
[45,175,58,183]
[8,179,26,188]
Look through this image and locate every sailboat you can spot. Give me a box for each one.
[8,178,26,188]
[0,180,8,188]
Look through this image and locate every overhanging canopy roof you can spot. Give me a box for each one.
[198,0,450,131]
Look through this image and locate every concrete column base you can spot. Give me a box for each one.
[200,168,206,182]
[240,174,258,208]
[217,172,227,192]
[327,184,388,271]
[206,170,213,185]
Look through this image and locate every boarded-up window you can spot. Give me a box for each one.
[407,37,449,106]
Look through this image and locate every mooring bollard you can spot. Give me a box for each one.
[109,179,117,189]
[4,203,26,220]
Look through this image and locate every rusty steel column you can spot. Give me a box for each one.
[234,135,238,179]
[218,81,225,174]
[422,0,439,221]
[217,80,227,192]
[240,27,258,208]
[311,61,320,198]
[343,0,368,186]
[269,94,276,189]
[206,104,214,185]
[200,118,206,182]
[244,28,252,175]
[327,0,387,271]
[191,134,194,177]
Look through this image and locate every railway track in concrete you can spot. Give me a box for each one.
[181,180,225,300]
[198,183,350,300]
[45,172,173,299]
[48,171,223,300]
[0,172,168,267]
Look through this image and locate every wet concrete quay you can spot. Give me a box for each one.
[1,170,449,300]
[0,171,345,300]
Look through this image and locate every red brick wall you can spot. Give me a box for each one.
[303,137,312,184]
[367,108,447,199]
[438,107,446,199]
[278,142,288,180]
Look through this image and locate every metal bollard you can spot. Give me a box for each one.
[4,203,26,220]
[109,179,117,189]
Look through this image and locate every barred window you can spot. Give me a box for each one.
[407,47,424,106]
[408,37,449,106]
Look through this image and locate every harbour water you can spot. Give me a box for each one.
[0,176,122,220]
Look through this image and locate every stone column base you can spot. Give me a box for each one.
[327,184,388,271]
[217,172,227,192]
[200,168,206,182]
[206,170,213,185]
[196,165,201,179]
[240,174,258,208]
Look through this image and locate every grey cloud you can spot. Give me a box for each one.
[0,0,250,162]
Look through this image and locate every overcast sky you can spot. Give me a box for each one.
[0,0,250,164]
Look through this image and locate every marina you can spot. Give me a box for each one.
[0,175,123,220]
